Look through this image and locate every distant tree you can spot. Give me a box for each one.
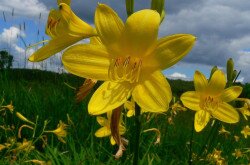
[0,50,13,69]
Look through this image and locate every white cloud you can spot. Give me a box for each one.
[167,72,188,80]
[0,26,25,44]
[0,0,49,20]
[236,77,244,83]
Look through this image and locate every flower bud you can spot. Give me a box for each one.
[227,58,234,82]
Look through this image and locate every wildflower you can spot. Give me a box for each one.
[181,70,242,132]
[29,1,96,62]
[45,121,68,143]
[218,125,230,136]
[234,135,240,142]
[13,139,35,152]
[232,149,243,159]
[62,4,196,115]
[241,125,250,138]
[207,149,225,165]
[171,101,187,115]
[1,101,14,113]
[95,110,126,145]
[237,101,250,120]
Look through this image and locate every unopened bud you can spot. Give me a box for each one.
[151,0,165,22]
[209,66,218,80]
[232,70,238,82]
[126,0,134,17]
[16,112,35,125]
[227,58,234,82]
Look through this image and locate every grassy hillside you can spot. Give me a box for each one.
[0,69,249,164]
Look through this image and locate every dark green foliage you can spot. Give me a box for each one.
[0,50,13,69]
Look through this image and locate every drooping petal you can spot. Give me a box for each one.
[180,91,201,111]
[132,71,171,112]
[194,71,208,93]
[208,70,226,96]
[60,3,96,37]
[29,35,83,62]
[121,9,160,57]
[95,127,111,137]
[150,34,196,70]
[95,4,124,54]
[96,117,108,126]
[88,82,132,115]
[212,102,239,123]
[194,110,211,132]
[62,44,110,81]
[220,86,242,102]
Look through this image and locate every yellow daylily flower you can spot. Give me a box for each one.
[241,125,250,138]
[29,2,96,62]
[238,102,250,120]
[1,101,14,113]
[95,111,126,145]
[181,70,242,132]
[232,149,243,159]
[45,121,68,143]
[62,4,196,115]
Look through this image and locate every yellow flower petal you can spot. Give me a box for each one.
[194,110,210,132]
[220,86,242,102]
[212,102,239,123]
[45,9,66,38]
[151,34,196,70]
[110,136,116,145]
[121,9,160,57]
[60,3,95,37]
[208,70,226,96]
[181,91,201,111]
[132,71,171,112]
[194,70,208,93]
[97,117,108,126]
[29,35,82,62]
[88,81,132,115]
[95,4,124,54]
[95,127,111,137]
[62,44,110,81]
[90,36,103,45]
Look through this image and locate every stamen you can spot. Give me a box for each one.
[108,56,142,83]
[200,96,220,113]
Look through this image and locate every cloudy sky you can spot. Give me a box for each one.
[0,0,250,82]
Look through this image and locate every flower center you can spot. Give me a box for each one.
[108,56,142,83]
[200,96,220,113]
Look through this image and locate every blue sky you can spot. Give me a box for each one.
[1,0,250,82]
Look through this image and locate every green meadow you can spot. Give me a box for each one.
[0,69,249,164]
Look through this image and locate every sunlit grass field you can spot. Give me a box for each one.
[0,69,249,164]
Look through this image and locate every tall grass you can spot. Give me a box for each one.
[0,69,249,164]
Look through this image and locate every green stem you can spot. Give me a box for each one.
[133,103,141,165]
[188,120,194,165]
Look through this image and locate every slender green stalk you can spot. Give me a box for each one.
[133,103,141,165]
[188,120,194,165]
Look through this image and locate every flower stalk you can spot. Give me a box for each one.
[133,102,141,165]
